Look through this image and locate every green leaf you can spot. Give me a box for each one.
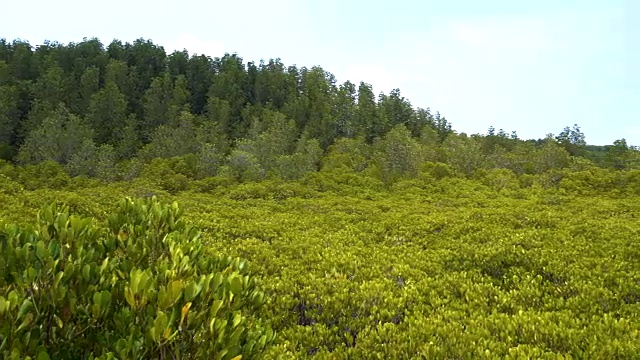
[210,300,224,318]
[82,264,91,282]
[232,311,242,328]
[229,275,242,295]
[35,240,45,260]
[212,272,223,290]
[17,299,33,320]
[17,313,34,331]
[93,291,102,306]
[0,297,7,314]
[168,280,184,304]
[53,271,64,288]
[8,290,18,307]
[151,311,169,343]
[27,267,37,282]
[101,290,111,308]
[53,314,63,329]
[184,281,201,302]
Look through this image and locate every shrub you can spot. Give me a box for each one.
[0,196,274,359]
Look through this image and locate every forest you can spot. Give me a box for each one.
[0,37,639,359]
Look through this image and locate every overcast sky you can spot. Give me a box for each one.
[2,0,638,145]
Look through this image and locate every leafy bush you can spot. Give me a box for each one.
[16,161,71,191]
[0,196,274,359]
[0,174,23,195]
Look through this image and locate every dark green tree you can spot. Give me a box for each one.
[556,124,587,156]
[355,82,378,142]
[77,65,100,114]
[332,80,357,138]
[87,80,127,144]
[0,85,20,159]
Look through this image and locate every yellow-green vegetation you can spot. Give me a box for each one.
[1,166,639,359]
[0,196,274,359]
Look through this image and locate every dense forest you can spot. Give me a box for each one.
[1,37,638,185]
[1,37,639,359]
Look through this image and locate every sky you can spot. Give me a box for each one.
[2,0,638,146]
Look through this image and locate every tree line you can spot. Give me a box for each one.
[1,37,638,185]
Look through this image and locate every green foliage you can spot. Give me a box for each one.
[140,157,196,193]
[139,111,200,161]
[375,124,422,183]
[17,104,93,166]
[1,168,640,358]
[0,85,20,159]
[0,174,23,195]
[477,168,520,192]
[223,150,265,183]
[66,140,117,182]
[167,178,639,359]
[322,137,371,173]
[0,36,634,186]
[555,124,587,157]
[16,161,71,190]
[87,81,128,145]
[535,137,571,173]
[442,134,486,177]
[236,109,298,175]
[0,196,273,359]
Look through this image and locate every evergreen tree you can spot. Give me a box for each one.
[86,80,127,144]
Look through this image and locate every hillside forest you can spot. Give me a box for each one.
[0,37,639,359]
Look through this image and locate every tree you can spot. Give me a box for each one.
[31,64,67,107]
[378,88,413,129]
[139,111,200,160]
[225,149,264,182]
[66,139,117,181]
[433,111,453,142]
[333,80,357,138]
[376,124,422,182]
[442,134,486,177]
[300,66,337,149]
[19,64,68,136]
[141,73,174,142]
[234,109,298,176]
[204,95,231,136]
[534,135,571,173]
[7,40,35,81]
[195,111,230,177]
[17,103,93,165]
[275,134,323,180]
[167,49,189,79]
[606,139,631,170]
[556,124,586,156]
[254,58,294,110]
[86,80,127,145]
[209,54,248,137]
[408,107,434,138]
[77,65,100,114]
[322,136,371,173]
[0,85,19,159]
[355,82,378,142]
[113,114,141,160]
[186,54,215,114]
[101,59,138,117]
[168,75,191,126]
